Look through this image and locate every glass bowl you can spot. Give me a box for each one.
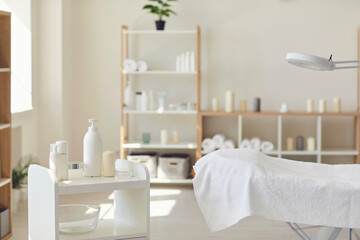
[59,204,100,234]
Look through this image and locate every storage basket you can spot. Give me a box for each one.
[127,152,157,178]
[158,154,190,179]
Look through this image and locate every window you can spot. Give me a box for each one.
[0,0,32,114]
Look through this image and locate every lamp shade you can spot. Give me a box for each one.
[286,53,335,71]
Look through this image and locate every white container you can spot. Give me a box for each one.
[157,92,166,111]
[68,162,84,180]
[333,97,341,113]
[140,91,148,111]
[83,119,102,177]
[124,81,134,109]
[135,92,142,111]
[319,99,326,113]
[102,150,115,177]
[225,91,234,112]
[158,154,190,179]
[307,99,314,113]
[212,98,220,112]
[307,137,316,151]
[128,152,157,178]
[161,130,169,144]
[55,141,69,181]
[50,145,68,181]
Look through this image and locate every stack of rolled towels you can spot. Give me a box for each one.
[239,137,274,152]
[202,134,235,154]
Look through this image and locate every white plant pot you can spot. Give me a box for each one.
[12,188,21,214]
[21,185,28,202]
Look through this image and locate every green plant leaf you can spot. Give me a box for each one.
[143,4,155,9]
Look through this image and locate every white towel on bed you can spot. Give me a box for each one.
[193,149,360,232]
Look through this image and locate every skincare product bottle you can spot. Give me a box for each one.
[68,162,84,179]
[50,145,68,181]
[136,92,142,111]
[84,119,102,177]
[141,91,148,111]
[55,141,69,180]
[124,81,134,109]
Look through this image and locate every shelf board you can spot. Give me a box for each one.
[321,150,358,156]
[59,219,146,240]
[0,123,10,130]
[0,68,10,72]
[124,110,197,115]
[122,70,196,75]
[122,142,197,149]
[281,151,318,156]
[123,30,196,34]
[200,110,360,117]
[0,178,11,188]
[58,176,147,195]
[150,178,193,185]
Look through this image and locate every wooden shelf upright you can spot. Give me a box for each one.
[0,10,12,240]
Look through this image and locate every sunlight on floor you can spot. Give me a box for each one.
[150,188,182,197]
[150,199,177,217]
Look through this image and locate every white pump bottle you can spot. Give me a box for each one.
[83,119,102,177]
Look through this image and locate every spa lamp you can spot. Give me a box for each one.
[286,53,360,71]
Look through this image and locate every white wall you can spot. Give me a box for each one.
[36,0,360,164]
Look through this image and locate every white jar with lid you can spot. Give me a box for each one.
[68,162,84,179]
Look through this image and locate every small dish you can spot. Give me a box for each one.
[59,204,100,234]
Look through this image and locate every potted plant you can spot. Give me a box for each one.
[143,0,178,30]
[12,155,37,213]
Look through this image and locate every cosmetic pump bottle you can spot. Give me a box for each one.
[83,119,102,177]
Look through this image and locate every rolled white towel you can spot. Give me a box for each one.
[202,138,216,153]
[250,137,261,151]
[137,61,148,72]
[123,59,137,72]
[212,134,226,149]
[260,141,274,152]
[239,139,251,149]
[221,140,235,149]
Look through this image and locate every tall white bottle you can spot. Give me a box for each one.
[84,119,102,177]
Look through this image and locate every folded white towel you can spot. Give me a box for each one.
[221,140,235,149]
[260,141,274,152]
[212,134,226,148]
[239,139,251,149]
[250,137,261,151]
[137,61,148,72]
[193,149,360,232]
[123,59,137,72]
[202,138,215,153]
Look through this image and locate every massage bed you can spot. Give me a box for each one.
[192,149,360,240]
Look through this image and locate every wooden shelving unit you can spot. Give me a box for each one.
[0,10,11,240]
[197,113,359,163]
[196,27,360,164]
[28,160,150,240]
[120,25,201,182]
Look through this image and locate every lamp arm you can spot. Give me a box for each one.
[334,60,360,64]
[334,66,360,70]
[333,60,360,69]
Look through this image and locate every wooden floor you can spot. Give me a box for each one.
[12,186,354,239]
